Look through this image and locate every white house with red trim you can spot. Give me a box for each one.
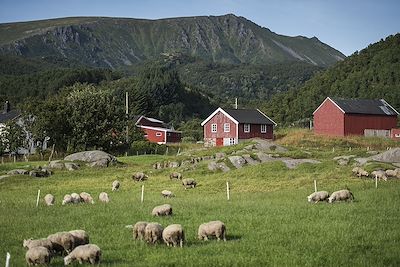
[134,116,181,144]
[201,107,276,147]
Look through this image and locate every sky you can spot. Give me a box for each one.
[0,0,399,56]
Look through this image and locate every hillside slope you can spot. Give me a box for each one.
[0,14,345,68]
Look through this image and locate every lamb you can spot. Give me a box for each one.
[371,170,388,181]
[162,224,185,247]
[307,191,329,203]
[25,246,51,266]
[198,220,226,241]
[69,230,89,247]
[182,178,197,189]
[161,190,174,198]
[169,172,182,180]
[70,193,82,204]
[132,172,148,181]
[328,189,354,203]
[62,194,73,205]
[352,167,369,177]
[144,223,164,244]
[44,194,55,206]
[133,221,148,240]
[151,204,173,216]
[385,168,400,178]
[47,232,75,254]
[64,244,101,265]
[79,192,94,204]
[99,192,110,203]
[23,238,54,251]
[112,180,120,191]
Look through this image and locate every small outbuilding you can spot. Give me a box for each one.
[201,107,276,147]
[313,97,399,137]
[134,116,181,144]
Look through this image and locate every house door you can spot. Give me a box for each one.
[216,138,223,146]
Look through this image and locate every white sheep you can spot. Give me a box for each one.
[328,189,354,203]
[182,178,197,189]
[133,221,148,240]
[161,190,174,198]
[371,170,388,181]
[79,192,94,204]
[162,224,185,247]
[47,232,75,254]
[23,238,54,251]
[132,172,148,181]
[44,194,55,206]
[198,220,226,241]
[99,192,110,203]
[62,194,73,205]
[112,180,120,191]
[386,168,400,178]
[169,172,182,180]
[144,223,164,244]
[352,167,369,177]
[69,230,89,248]
[70,193,82,204]
[307,191,329,203]
[25,246,51,266]
[151,204,172,216]
[64,244,101,265]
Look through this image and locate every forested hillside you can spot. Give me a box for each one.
[264,34,400,125]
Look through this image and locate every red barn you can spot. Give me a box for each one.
[134,116,181,144]
[313,97,399,136]
[201,108,276,147]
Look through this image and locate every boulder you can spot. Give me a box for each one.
[207,161,231,172]
[282,159,321,169]
[215,153,226,160]
[242,154,260,166]
[7,169,29,175]
[88,158,109,168]
[252,139,287,152]
[64,150,117,167]
[370,148,400,163]
[48,160,65,169]
[64,162,80,171]
[228,156,246,169]
[255,152,277,163]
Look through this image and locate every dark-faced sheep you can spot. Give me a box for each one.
[69,230,89,248]
[62,194,73,205]
[132,172,148,181]
[79,192,94,204]
[372,170,388,181]
[44,194,55,206]
[198,220,226,241]
[182,178,197,189]
[328,189,354,203]
[133,221,148,240]
[64,244,101,265]
[352,167,369,177]
[70,193,82,204]
[47,232,75,254]
[161,190,174,198]
[162,224,185,247]
[144,223,164,244]
[112,180,120,191]
[169,172,182,180]
[307,191,329,203]
[25,246,51,266]
[151,204,172,216]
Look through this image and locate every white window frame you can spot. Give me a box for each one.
[156,132,162,137]
[229,138,236,145]
[224,123,230,132]
[244,124,250,133]
[211,123,217,133]
[261,124,267,133]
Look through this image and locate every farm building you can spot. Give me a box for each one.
[313,97,399,137]
[134,115,181,144]
[201,107,276,147]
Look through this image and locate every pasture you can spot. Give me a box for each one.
[0,136,400,266]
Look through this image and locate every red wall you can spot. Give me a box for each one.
[344,114,398,135]
[391,129,400,139]
[166,132,182,143]
[238,124,273,139]
[203,111,237,139]
[314,100,345,136]
[142,128,165,143]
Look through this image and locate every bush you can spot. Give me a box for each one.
[181,136,196,143]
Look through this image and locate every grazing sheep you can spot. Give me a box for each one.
[25,246,51,266]
[328,189,354,203]
[64,244,101,265]
[182,178,197,189]
[169,172,182,180]
[69,230,89,247]
[161,190,174,198]
[162,224,185,247]
[62,194,73,205]
[151,204,173,216]
[385,168,400,178]
[47,232,75,254]
[307,191,329,203]
[44,194,55,206]
[144,223,164,244]
[79,192,94,204]
[98,192,110,203]
[112,180,120,191]
[23,238,54,251]
[133,221,148,240]
[70,193,82,204]
[198,221,226,241]
[352,167,369,177]
[371,170,388,181]
[132,172,148,181]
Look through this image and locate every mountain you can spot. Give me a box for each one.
[0,14,345,69]
[264,34,400,125]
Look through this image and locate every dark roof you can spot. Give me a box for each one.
[0,110,21,123]
[223,108,275,125]
[330,98,399,116]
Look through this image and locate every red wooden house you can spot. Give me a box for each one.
[313,97,399,137]
[134,116,181,144]
[201,108,276,147]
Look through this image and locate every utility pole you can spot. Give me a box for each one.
[235,98,238,109]
[126,92,129,144]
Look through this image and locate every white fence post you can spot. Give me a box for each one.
[36,189,41,207]
[375,175,378,189]
[226,181,230,201]
[5,252,10,267]
[314,180,317,192]
[141,185,144,203]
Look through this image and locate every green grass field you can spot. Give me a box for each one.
[1,135,400,266]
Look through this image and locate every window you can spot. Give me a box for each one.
[261,124,267,133]
[224,123,230,132]
[229,138,236,145]
[156,132,162,137]
[211,124,217,133]
[244,124,250,133]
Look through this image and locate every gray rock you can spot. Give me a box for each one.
[282,159,321,169]
[337,159,349,166]
[242,154,260,165]
[252,139,287,152]
[366,150,379,155]
[208,161,230,172]
[370,148,400,163]
[64,162,80,171]
[228,156,246,169]
[7,169,29,175]
[64,150,117,167]
[354,157,369,166]
[217,162,231,172]
[215,153,226,160]
[88,158,109,168]
[333,155,356,160]
[201,155,214,161]
[244,144,255,150]
[48,160,65,169]
[255,152,277,163]
[208,161,218,171]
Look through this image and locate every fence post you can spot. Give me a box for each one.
[226,181,230,201]
[5,252,10,267]
[36,189,41,207]
[375,175,378,189]
[314,180,317,192]
[141,185,144,203]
